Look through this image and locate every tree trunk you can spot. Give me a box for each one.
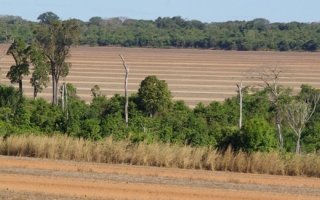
[276,109,283,149]
[18,78,22,91]
[295,130,301,155]
[52,74,55,104]
[150,110,153,118]
[237,81,243,130]
[124,70,129,126]
[65,83,68,120]
[119,54,129,126]
[239,88,242,130]
[61,82,65,110]
[33,86,37,100]
[52,74,58,105]
[277,123,283,149]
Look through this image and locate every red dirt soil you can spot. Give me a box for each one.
[0,156,319,200]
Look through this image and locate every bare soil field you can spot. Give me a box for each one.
[0,155,319,200]
[0,44,319,107]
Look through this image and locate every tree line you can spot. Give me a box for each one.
[0,77,319,154]
[0,75,319,155]
[1,13,320,51]
[0,12,320,155]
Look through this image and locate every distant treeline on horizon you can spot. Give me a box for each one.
[1,14,320,51]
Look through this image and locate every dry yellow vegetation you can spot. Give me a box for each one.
[1,134,320,177]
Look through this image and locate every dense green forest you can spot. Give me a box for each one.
[1,13,320,51]
[0,12,320,156]
[0,81,319,155]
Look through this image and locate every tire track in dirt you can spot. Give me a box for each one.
[0,156,319,200]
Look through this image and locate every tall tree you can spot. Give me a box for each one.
[27,42,50,99]
[138,75,172,117]
[119,54,129,126]
[6,38,30,91]
[34,17,81,105]
[37,12,60,25]
[248,65,291,149]
[283,85,320,154]
[283,97,319,154]
[89,16,103,26]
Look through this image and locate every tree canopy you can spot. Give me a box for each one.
[34,16,81,104]
[6,38,30,91]
[27,42,50,99]
[138,75,172,117]
[1,15,320,51]
[37,12,60,24]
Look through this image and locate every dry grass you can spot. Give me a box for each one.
[0,134,320,177]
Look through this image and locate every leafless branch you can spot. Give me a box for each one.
[246,63,290,149]
[306,94,320,122]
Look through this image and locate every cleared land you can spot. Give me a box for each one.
[0,44,320,107]
[0,155,320,200]
[0,46,320,199]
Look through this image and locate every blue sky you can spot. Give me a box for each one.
[1,0,320,23]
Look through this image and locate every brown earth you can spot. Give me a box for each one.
[0,45,319,108]
[0,156,319,200]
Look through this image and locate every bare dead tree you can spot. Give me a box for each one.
[61,82,65,111]
[117,16,129,23]
[61,81,68,121]
[282,94,320,154]
[119,54,129,126]
[248,64,291,149]
[236,80,243,130]
[65,83,68,120]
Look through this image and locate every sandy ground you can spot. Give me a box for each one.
[0,156,319,200]
[0,45,319,107]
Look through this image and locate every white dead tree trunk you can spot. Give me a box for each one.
[61,82,68,121]
[65,83,68,120]
[119,54,129,126]
[236,80,243,130]
[248,65,290,149]
[283,94,320,154]
[61,82,65,110]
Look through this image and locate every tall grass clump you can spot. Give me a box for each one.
[0,134,320,177]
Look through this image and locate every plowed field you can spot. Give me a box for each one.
[0,156,319,200]
[0,45,319,107]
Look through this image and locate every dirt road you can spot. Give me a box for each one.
[0,156,319,199]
